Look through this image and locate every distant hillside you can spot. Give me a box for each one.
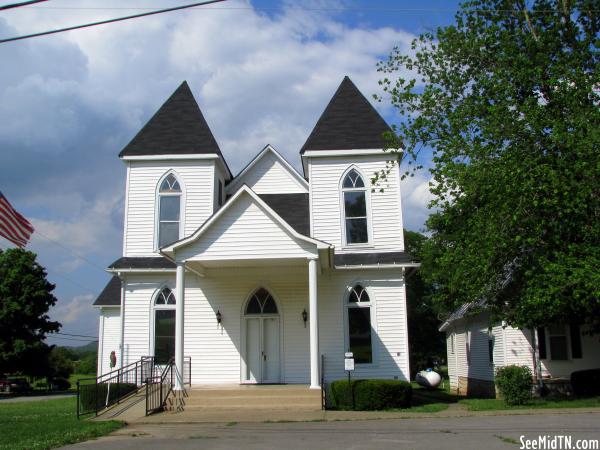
[65,340,98,356]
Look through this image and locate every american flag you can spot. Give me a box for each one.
[0,191,34,248]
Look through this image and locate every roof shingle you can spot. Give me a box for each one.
[119,81,224,159]
[258,193,310,236]
[300,76,393,153]
[93,275,121,306]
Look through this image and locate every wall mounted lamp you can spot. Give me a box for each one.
[216,310,222,326]
[302,309,308,328]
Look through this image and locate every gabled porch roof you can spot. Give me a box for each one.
[161,185,332,270]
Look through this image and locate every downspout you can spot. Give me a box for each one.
[530,328,543,392]
[119,272,125,369]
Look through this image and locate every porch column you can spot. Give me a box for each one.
[175,261,185,390]
[308,257,320,389]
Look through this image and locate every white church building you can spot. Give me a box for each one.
[93,77,418,389]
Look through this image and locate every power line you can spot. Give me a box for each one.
[55,332,98,339]
[0,0,47,11]
[15,5,600,13]
[32,228,109,274]
[0,0,227,44]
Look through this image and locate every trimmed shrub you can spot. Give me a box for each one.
[571,369,600,397]
[330,379,412,410]
[495,365,533,405]
[49,377,71,391]
[78,383,137,413]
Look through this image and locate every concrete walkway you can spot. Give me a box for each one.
[60,411,600,450]
[136,402,600,424]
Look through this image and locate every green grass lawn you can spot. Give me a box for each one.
[68,373,96,390]
[460,396,600,411]
[0,397,124,450]
[403,384,459,413]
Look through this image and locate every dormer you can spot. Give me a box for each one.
[301,76,405,253]
[226,145,308,195]
[120,81,231,257]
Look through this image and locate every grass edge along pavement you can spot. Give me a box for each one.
[0,397,124,450]
[460,396,600,411]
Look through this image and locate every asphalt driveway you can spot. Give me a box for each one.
[61,411,600,450]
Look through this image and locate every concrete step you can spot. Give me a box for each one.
[185,395,321,407]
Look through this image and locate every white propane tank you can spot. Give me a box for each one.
[415,369,442,388]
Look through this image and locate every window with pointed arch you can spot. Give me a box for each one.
[346,284,373,364]
[154,287,176,364]
[157,173,181,248]
[341,168,369,245]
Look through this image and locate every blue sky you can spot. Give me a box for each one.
[0,0,462,347]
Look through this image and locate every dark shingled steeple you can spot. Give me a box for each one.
[119,81,224,159]
[300,76,392,153]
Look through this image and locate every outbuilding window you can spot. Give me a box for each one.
[341,169,369,245]
[157,173,181,248]
[346,284,373,364]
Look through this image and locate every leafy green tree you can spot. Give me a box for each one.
[404,230,446,378]
[378,0,599,331]
[0,248,60,375]
[76,352,98,375]
[47,347,75,379]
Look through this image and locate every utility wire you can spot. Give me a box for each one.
[0,0,47,11]
[32,228,109,274]
[55,332,98,339]
[0,0,226,44]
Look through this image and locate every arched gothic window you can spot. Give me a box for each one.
[245,288,278,315]
[157,173,181,248]
[346,284,372,364]
[341,169,368,244]
[154,287,176,364]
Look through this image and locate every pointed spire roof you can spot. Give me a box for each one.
[119,81,224,159]
[300,76,392,153]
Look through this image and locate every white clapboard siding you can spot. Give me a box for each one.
[177,192,317,262]
[124,160,215,257]
[117,266,408,384]
[446,332,458,390]
[97,309,121,376]
[308,155,404,252]
[228,150,307,194]
[319,269,410,382]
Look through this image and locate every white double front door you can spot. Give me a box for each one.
[244,316,280,383]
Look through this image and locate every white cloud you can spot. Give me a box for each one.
[400,171,435,232]
[52,293,95,324]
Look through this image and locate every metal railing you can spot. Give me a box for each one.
[76,356,191,419]
[144,356,191,415]
[77,358,149,418]
[320,354,326,410]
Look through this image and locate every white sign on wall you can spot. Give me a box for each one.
[344,358,355,371]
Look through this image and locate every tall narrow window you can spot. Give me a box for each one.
[342,169,368,244]
[218,180,223,207]
[154,288,176,364]
[158,174,181,248]
[346,284,372,364]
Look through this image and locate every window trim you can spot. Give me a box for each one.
[154,171,185,251]
[339,166,373,248]
[343,282,377,366]
[149,285,177,364]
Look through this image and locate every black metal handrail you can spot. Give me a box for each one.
[77,358,149,419]
[76,355,191,419]
[145,358,174,416]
